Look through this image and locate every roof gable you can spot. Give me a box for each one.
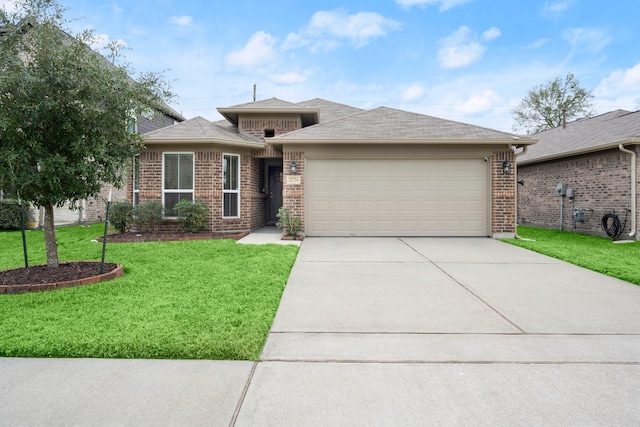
[143,116,262,146]
[519,110,640,163]
[217,97,319,127]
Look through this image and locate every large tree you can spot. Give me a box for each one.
[512,72,594,135]
[0,0,173,267]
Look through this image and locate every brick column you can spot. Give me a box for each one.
[492,150,516,237]
[282,151,305,234]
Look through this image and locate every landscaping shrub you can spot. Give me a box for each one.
[132,201,163,232]
[173,200,209,233]
[0,199,30,230]
[109,201,133,233]
[275,207,302,236]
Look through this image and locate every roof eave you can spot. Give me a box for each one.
[271,137,536,148]
[143,137,265,148]
[518,138,640,165]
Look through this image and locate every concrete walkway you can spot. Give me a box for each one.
[2,237,640,426]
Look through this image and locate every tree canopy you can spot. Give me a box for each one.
[0,0,173,266]
[511,72,594,135]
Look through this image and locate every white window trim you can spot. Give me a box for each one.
[223,153,240,219]
[162,152,195,218]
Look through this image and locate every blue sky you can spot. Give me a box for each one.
[3,0,640,132]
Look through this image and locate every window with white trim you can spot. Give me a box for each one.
[133,155,140,206]
[163,153,194,217]
[223,154,240,218]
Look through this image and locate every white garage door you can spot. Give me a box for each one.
[306,158,488,236]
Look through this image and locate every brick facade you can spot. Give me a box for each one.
[517,147,638,239]
[131,150,271,233]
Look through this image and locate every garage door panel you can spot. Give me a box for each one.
[306,159,488,236]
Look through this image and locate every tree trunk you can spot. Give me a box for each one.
[43,202,59,268]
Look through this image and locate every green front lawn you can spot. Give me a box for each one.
[0,225,298,360]
[504,226,640,286]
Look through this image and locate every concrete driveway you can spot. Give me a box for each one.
[2,237,640,426]
[239,237,640,426]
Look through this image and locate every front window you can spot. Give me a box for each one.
[223,154,240,218]
[133,155,140,206]
[163,153,194,217]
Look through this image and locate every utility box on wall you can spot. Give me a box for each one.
[555,182,566,196]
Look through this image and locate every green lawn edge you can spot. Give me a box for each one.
[0,225,299,360]
[502,226,640,286]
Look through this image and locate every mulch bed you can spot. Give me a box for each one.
[0,262,123,294]
[98,231,248,243]
[0,231,248,292]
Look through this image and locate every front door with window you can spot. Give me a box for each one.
[268,166,283,224]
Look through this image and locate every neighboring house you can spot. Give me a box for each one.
[517,110,640,240]
[135,97,534,238]
[0,20,186,227]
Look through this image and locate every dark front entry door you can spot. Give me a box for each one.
[268,166,283,224]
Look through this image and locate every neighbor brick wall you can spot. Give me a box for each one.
[517,147,638,239]
[282,151,305,233]
[492,150,516,235]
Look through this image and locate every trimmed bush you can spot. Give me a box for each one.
[132,201,163,232]
[0,199,31,230]
[173,200,209,233]
[109,201,133,233]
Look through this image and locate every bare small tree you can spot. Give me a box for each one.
[512,72,594,135]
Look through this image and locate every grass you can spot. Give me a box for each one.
[0,224,299,360]
[504,226,640,286]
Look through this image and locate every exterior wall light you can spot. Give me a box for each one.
[289,160,298,174]
[502,160,512,175]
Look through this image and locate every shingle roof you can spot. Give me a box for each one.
[226,97,303,109]
[296,98,364,123]
[276,106,524,141]
[518,110,640,164]
[143,116,262,146]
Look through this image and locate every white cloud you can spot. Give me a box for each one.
[170,16,193,27]
[283,9,401,51]
[401,83,425,101]
[542,0,576,16]
[437,26,486,69]
[482,27,501,41]
[0,0,17,13]
[269,70,314,85]
[110,3,124,14]
[522,38,548,50]
[90,33,127,52]
[453,89,504,114]
[563,28,611,54]
[225,31,277,69]
[593,63,640,111]
[395,0,471,11]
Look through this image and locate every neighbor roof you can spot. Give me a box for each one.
[143,116,263,147]
[275,106,533,144]
[518,110,640,164]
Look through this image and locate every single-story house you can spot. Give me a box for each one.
[135,98,535,238]
[517,109,639,240]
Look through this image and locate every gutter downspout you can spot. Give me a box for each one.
[618,144,637,238]
[513,144,529,239]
